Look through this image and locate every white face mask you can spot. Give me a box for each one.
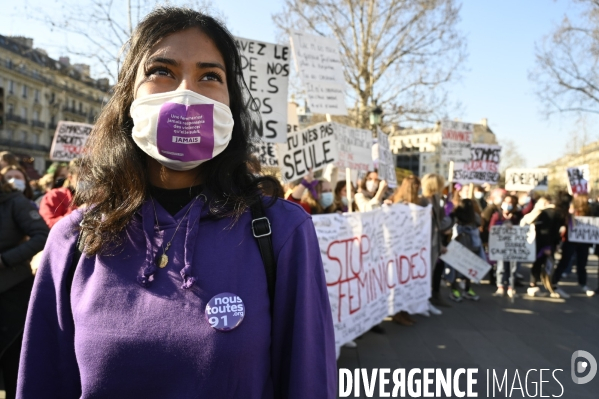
[130,90,234,171]
[341,197,349,206]
[8,178,26,192]
[319,192,334,208]
[365,180,378,193]
[474,191,484,199]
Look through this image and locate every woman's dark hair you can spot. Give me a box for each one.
[77,6,277,255]
[0,165,33,199]
[392,175,420,205]
[453,198,477,225]
[358,169,379,197]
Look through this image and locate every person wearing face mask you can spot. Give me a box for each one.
[490,195,522,297]
[0,174,49,399]
[473,186,487,210]
[38,158,81,228]
[0,165,34,202]
[324,180,356,213]
[354,170,388,212]
[17,8,336,399]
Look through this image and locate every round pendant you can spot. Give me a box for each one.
[157,254,168,268]
[205,293,245,332]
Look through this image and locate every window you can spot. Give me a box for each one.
[50,92,55,103]
[8,80,14,94]
[19,131,27,143]
[22,85,27,98]
[425,137,429,142]
[79,102,82,112]
[7,103,14,115]
[34,89,40,103]
[33,110,39,121]
[20,107,27,119]
[31,133,39,145]
[50,115,55,125]
[422,166,426,172]
[4,130,14,140]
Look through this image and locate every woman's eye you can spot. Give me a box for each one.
[201,72,223,82]
[146,66,172,77]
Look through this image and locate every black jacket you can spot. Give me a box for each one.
[0,191,49,293]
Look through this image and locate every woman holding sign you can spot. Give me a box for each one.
[17,7,336,399]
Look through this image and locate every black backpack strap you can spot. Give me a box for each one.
[250,198,276,312]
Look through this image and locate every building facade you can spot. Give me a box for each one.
[387,118,499,178]
[0,35,110,175]
[541,140,599,195]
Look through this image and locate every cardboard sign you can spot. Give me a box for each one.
[452,144,501,185]
[334,124,372,172]
[441,120,473,163]
[505,168,549,192]
[314,203,431,348]
[568,217,599,244]
[488,225,536,262]
[440,240,491,284]
[567,165,590,195]
[49,121,93,161]
[376,129,398,188]
[289,31,347,115]
[236,37,289,143]
[278,122,338,181]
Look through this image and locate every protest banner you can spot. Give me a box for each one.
[568,216,599,244]
[236,37,289,143]
[505,168,549,192]
[451,144,501,185]
[488,225,536,262]
[440,240,491,284]
[376,129,398,188]
[334,123,372,172]
[289,31,347,115]
[313,203,431,347]
[567,165,590,195]
[253,103,301,169]
[49,121,93,161]
[278,122,338,181]
[441,120,473,163]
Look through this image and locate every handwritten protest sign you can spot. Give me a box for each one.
[505,168,549,192]
[488,225,536,262]
[441,120,473,163]
[314,203,431,347]
[569,217,599,244]
[376,129,398,188]
[49,121,93,161]
[334,124,372,172]
[236,37,288,143]
[440,240,491,284]
[567,165,590,195]
[289,31,347,115]
[278,122,338,181]
[452,144,501,184]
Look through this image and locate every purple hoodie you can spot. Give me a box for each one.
[17,196,337,398]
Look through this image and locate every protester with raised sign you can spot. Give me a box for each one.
[18,8,336,399]
[490,195,522,298]
[325,180,356,213]
[354,170,388,212]
[551,195,595,297]
[38,158,81,228]
[286,170,333,214]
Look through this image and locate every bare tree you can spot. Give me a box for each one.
[273,0,467,129]
[25,0,222,83]
[499,139,526,173]
[531,0,599,116]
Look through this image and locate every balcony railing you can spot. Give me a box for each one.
[6,114,28,125]
[0,139,50,152]
[31,120,46,128]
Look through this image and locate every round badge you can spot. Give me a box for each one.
[205,292,245,332]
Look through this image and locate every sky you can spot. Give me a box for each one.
[1,0,593,168]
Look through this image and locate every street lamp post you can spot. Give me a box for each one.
[369,104,383,138]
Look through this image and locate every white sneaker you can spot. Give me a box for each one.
[428,302,442,316]
[527,286,540,297]
[507,288,516,299]
[553,287,570,299]
[343,340,357,348]
[581,286,595,297]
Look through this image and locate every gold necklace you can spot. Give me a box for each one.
[151,196,199,268]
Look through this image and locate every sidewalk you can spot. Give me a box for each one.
[337,262,599,398]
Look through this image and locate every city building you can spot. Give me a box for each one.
[387,118,499,177]
[0,34,110,175]
[541,140,599,195]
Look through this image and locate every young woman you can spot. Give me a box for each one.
[18,8,336,399]
[285,171,333,215]
[0,174,49,399]
[354,170,388,212]
[490,195,522,298]
[0,165,34,201]
[325,180,356,213]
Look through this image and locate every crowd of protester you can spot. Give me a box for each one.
[1,148,599,396]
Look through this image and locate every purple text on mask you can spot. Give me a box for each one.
[156,102,214,162]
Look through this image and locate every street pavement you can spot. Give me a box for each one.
[337,261,599,398]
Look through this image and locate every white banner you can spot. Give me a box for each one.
[376,129,398,188]
[278,122,338,181]
[440,240,491,284]
[314,204,431,347]
[505,168,549,192]
[289,31,347,115]
[236,36,289,143]
[567,165,590,195]
[569,217,599,244]
[441,120,473,163]
[334,124,372,172]
[452,144,501,185]
[49,121,93,161]
[489,225,536,262]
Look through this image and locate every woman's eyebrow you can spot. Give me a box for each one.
[197,61,226,73]
[145,56,179,67]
